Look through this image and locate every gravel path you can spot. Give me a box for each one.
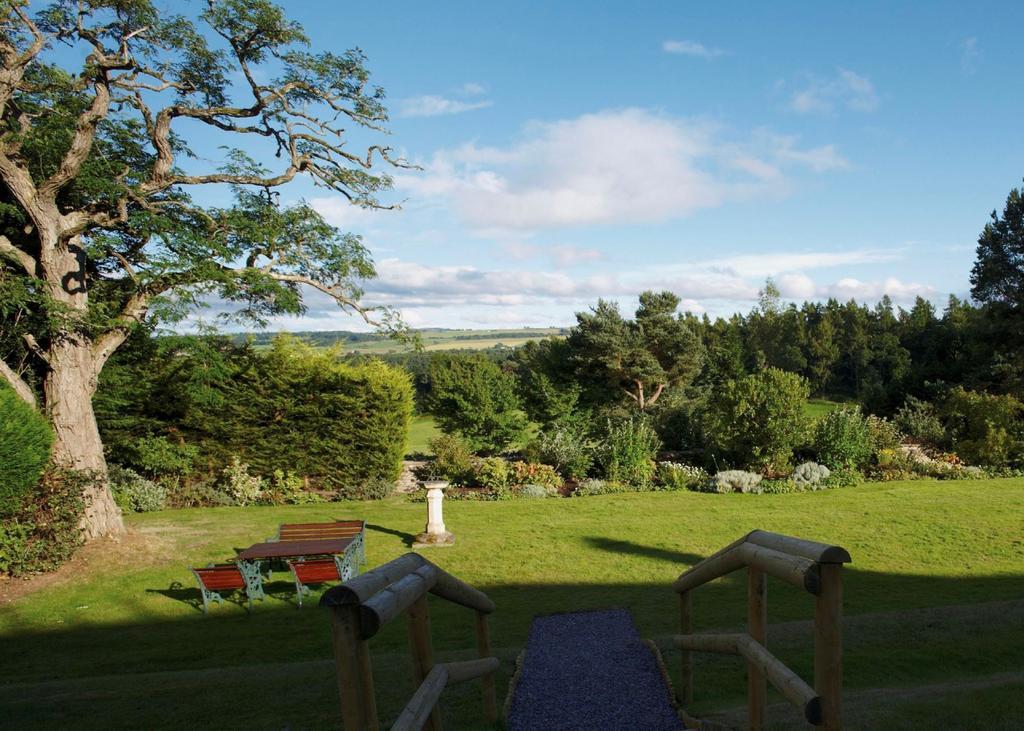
[507,608,683,731]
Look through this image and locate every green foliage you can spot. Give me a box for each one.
[0,469,85,577]
[822,467,862,489]
[701,368,810,472]
[259,470,325,506]
[813,406,874,470]
[895,397,946,445]
[515,484,550,499]
[427,434,475,485]
[525,421,593,479]
[971,184,1024,313]
[0,384,53,518]
[867,415,904,454]
[220,457,266,506]
[941,387,1023,467]
[108,465,166,513]
[792,461,831,489]
[656,462,708,491]
[566,291,703,411]
[121,436,199,477]
[509,461,563,491]
[426,354,527,453]
[165,479,235,509]
[473,457,513,490]
[570,478,634,497]
[597,417,661,485]
[347,477,395,501]
[708,470,763,494]
[760,478,801,494]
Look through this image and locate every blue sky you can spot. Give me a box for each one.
[200,1,1024,330]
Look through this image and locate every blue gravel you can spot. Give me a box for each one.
[507,608,684,731]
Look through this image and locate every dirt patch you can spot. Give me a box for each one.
[0,526,170,605]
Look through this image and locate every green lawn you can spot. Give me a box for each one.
[407,414,442,455]
[804,397,854,420]
[2,479,1023,729]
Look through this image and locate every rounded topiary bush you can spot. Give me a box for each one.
[0,385,53,518]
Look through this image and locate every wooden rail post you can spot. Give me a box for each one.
[406,594,443,731]
[475,610,498,722]
[679,590,693,705]
[747,567,767,731]
[814,563,843,731]
[330,604,379,731]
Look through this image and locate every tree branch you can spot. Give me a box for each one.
[0,356,36,408]
[0,234,36,277]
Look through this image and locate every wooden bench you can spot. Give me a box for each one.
[286,556,350,607]
[190,563,264,614]
[276,520,366,573]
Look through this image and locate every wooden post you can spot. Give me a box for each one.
[406,594,443,731]
[475,610,498,722]
[747,567,767,731]
[330,604,379,731]
[678,590,693,705]
[814,563,843,731]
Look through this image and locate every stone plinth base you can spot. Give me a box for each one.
[413,531,455,548]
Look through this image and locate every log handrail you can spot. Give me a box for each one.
[321,553,498,731]
[674,530,850,731]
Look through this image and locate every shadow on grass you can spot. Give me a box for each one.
[367,522,416,547]
[4,541,1024,729]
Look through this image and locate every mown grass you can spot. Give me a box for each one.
[406,414,442,455]
[803,397,854,420]
[2,478,1022,729]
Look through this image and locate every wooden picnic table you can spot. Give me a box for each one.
[238,537,357,561]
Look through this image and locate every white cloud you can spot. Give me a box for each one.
[662,40,724,59]
[310,196,379,227]
[458,82,486,96]
[397,109,848,231]
[789,69,878,114]
[501,242,604,267]
[398,95,493,118]
[825,277,935,301]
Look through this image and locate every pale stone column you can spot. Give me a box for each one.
[413,480,455,547]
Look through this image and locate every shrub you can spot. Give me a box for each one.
[109,465,166,513]
[428,434,475,484]
[0,384,54,518]
[708,470,763,494]
[866,415,903,454]
[526,422,592,479]
[570,478,634,497]
[822,467,861,489]
[124,435,199,476]
[220,457,265,506]
[760,478,800,494]
[701,369,809,472]
[895,396,945,445]
[941,388,1023,467]
[656,462,708,491]
[261,470,325,505]
[165,478,235,508]
[426,353,528,453]
[1,469,86,576]
[510,461,562,491]
[813,407,873,470]
[792,461,831,489]
[516,484,550,499]
[597,417,660,486]
[346,477,395,501]
[473,457,512,490]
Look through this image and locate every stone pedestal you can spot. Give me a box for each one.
[413,481,455,547]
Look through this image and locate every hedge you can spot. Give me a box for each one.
[0,383,53,518]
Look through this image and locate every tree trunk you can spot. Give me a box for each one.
[44,337,124,539]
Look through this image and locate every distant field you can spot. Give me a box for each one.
[241,327,567,353]
[407,414,442,454]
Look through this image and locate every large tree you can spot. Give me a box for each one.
[567,290,703,411]
[0,0,407,537]
[971,183,1024,313]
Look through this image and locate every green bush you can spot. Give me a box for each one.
[260,470,326,505]
[656,462,708,491]
[1,469,85,576]
[165,478,235,508]
[525,422,593,479]
[866,415,903,455]
[813,406,873,470]
[220,457,266,506]
[822,467,861,489]
[0,384,53,518]
[597,417,661,486]
[941,388,1023,467]
[760,478,800,494]
[109,465,166,513]
[510,461,562,490]
[473,457,512,490]
[347,477,395,501]
[426,353,527,453]
[428,434,475,484]
[701,368,809,472]
[895,396,945,445]
[570,478,634,497]
[516,484,550,499]
[123,435,199,476]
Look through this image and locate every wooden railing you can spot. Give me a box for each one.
[320,553,498,731]
[673,530,851,730]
